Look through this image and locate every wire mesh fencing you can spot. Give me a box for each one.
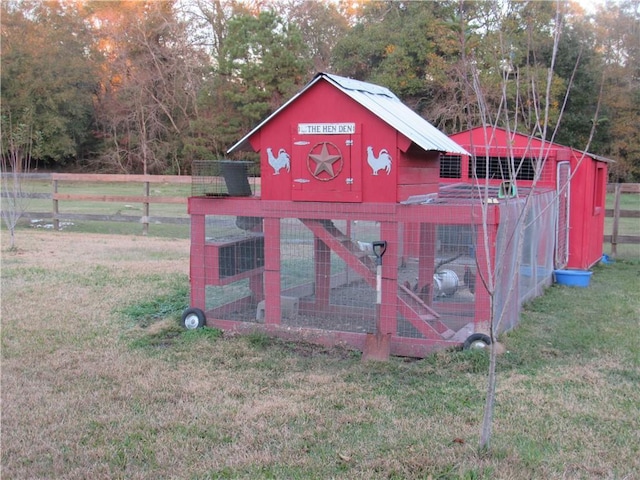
[192,186,557,354]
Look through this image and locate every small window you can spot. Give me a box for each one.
[468,156,536,181]
[440,154,461,178]
[593,165,605,213]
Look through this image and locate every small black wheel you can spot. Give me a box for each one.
[182,308,206,330]
[463,333,491,350]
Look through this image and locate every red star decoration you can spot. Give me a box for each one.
[309,142,342,178]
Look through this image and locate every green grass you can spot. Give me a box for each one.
[105,258,640,479]
[118,277,190,328]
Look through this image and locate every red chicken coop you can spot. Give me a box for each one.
[183,73,558,358]
[443,126,612,270]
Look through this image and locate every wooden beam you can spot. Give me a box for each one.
[603,235,640,244]
[53,193,187,204]
[605,209,640,218]
[51,173,193,184]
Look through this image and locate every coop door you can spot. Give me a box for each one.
[555,162,570,269]
[291,131,362,202]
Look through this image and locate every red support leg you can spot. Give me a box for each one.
[418,223,436,306]
[380,221,398,336]
[190,213,206,310]
[314,237,331,309]
[263,217,282,325]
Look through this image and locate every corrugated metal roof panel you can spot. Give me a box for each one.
[323,74,468,155]
[577,151,615,164]
[228,72,469,156]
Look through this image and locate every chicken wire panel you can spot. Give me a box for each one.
[204,214,264,247]
[192,160,260,197]
[279,218,316,293]
[203,214,264,321]
[279,217,378,334]
[396,223,477,339]
[493,191,556,334]
[517,191,556,306]
[205,280,253,314]
[272,214,481,340]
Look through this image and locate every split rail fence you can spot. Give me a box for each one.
[605,183,640,257]
[2,173,191,235]
[1,174,638,247]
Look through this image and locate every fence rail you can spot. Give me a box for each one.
[607,183,640,194]
[2,175,639,246]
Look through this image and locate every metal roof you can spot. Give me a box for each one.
[227,72,469,156]
[578,151,615,164]
[451,125,615,163]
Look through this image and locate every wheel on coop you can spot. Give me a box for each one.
[182,307,206,330]
[463,333,491,350]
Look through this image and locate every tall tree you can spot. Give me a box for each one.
[331,0,483,132]
[91,0,204,174]
[198,8,310,159]
[220,9,311,123]
[594,0,640,181]
[1,0,98,168]
[551,9,608,151]
[177,0,239,65]
[273,0,349,73]
[179,0,247,162]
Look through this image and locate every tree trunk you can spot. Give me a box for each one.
[479,338,498,450]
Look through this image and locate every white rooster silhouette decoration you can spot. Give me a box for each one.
[367,146,392,175]
[266,147,290,175]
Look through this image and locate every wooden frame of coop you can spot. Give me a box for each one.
[187,195,501,358]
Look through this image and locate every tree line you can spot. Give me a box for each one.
[1,0,638,180]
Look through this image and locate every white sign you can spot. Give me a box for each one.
[298,123,356,135]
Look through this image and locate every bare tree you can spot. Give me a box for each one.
[458,0,605,451]
[93,1,204,174]
[1,108,40,249]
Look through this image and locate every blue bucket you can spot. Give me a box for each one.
[553,269,593,287]
[601,254,615,265]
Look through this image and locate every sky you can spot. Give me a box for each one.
[577,0,603,13]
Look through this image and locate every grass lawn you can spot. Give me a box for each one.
[1,227,639,479]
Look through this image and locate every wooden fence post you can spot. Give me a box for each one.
[143,181,150,235]
[53,179,59,231]
[611,183,621,258]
